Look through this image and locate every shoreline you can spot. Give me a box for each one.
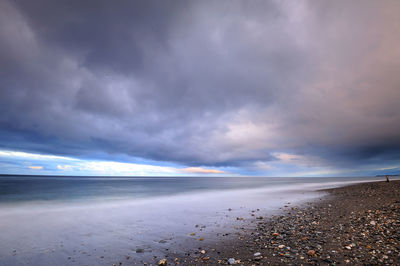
[1,178,398,265]
[158,180,400,265]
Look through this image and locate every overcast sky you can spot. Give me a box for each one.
[0,0,400,176]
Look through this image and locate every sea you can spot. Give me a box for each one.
[0,175,389,265]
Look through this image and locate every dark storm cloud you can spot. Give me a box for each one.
[0,0,400,172]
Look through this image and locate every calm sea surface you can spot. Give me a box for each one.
[0,175,383,204]
[0,175,389,265]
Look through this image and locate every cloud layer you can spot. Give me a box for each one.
[0,0,400,175]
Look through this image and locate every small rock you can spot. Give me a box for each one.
[228,258,236,264]
[307,250,316,256]
[158,259,167,266]
[254,252,261,256]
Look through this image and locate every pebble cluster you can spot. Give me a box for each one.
[164,181,400,265]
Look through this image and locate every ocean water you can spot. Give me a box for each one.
[0,175,384,204]
[0,175,387,265]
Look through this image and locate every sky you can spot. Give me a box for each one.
[0,0,400,177]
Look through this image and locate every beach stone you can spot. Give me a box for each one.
[254,252,261,256]
[158,259,167,265]
[228,258,236,264]
[307,250,316,256]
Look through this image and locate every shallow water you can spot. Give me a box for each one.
[0,175,387,265]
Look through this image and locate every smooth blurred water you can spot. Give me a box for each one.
[0,175,390,265]
[0,175,384,204]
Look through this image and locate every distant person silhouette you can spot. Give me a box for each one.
[386,175,390,182]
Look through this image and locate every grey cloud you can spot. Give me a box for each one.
[0,0,399,171]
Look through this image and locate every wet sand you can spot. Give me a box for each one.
[158,180,400,265]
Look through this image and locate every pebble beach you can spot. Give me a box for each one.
[161,180,400,265]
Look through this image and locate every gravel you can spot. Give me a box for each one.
[154,180,400,265]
